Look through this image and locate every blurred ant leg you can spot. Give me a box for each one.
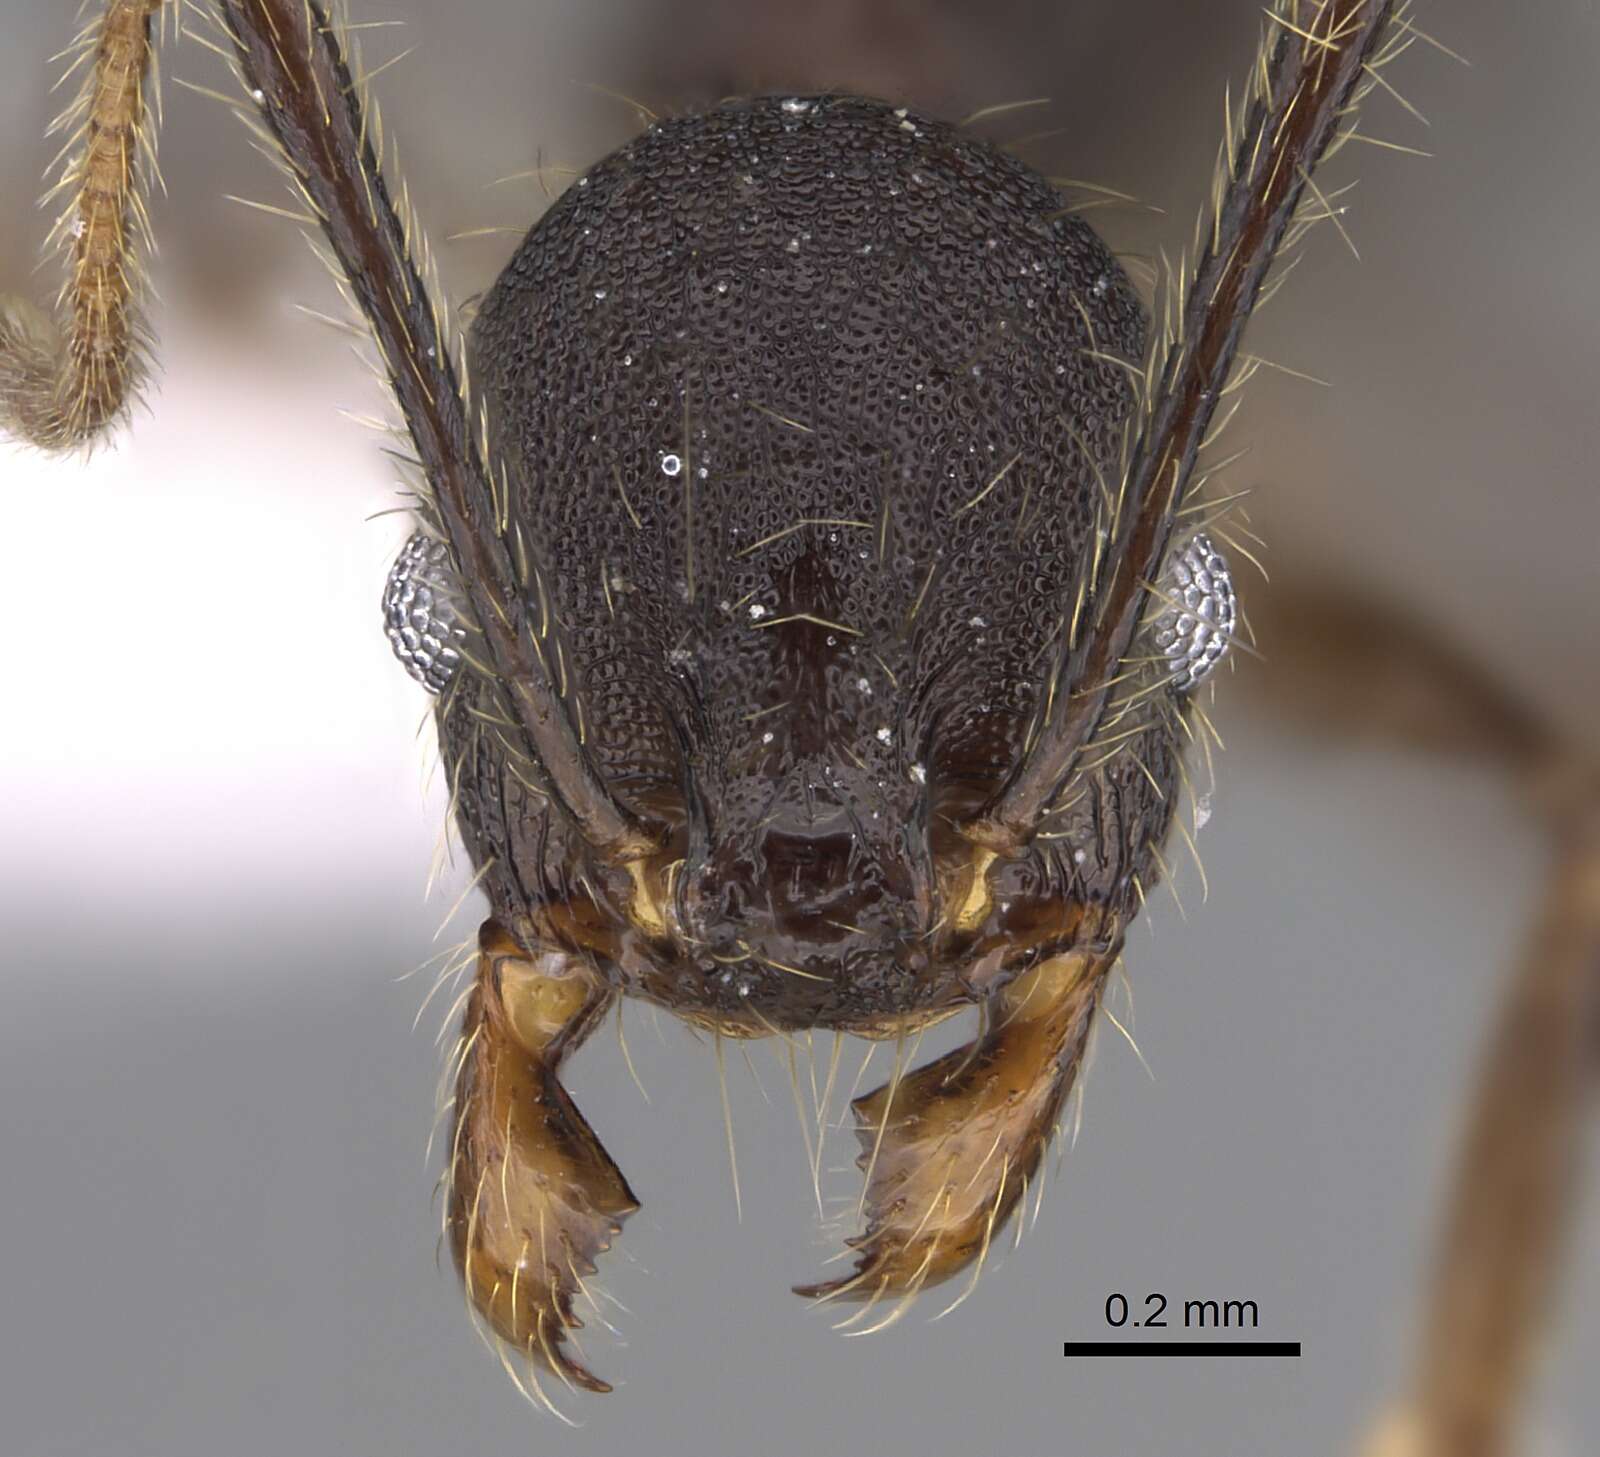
[1,1,166,451]
[1241,585,1552,772]
[1389,794,1600,1457]
[447,921,638,1395]
[796,946,1115,1313]
[1241,586,1597,1456]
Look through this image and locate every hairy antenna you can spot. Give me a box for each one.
[200,0,657,863]
[0,0,166,450]
[964,0,1410,853]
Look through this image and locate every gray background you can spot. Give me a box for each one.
[2,2,1595,1454]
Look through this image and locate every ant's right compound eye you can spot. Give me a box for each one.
[383,532,465,694]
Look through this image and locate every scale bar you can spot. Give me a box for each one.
[1063,1341,1300,1358]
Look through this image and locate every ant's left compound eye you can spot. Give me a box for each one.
[1152,531,1238,693]
[383,532,465,694]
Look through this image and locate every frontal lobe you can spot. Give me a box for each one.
[470,95,1146,816]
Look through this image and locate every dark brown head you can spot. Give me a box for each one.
[435,93,1190,1032]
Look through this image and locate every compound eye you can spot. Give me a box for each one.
[1152,531,1238,692]
[383,531,465,694]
